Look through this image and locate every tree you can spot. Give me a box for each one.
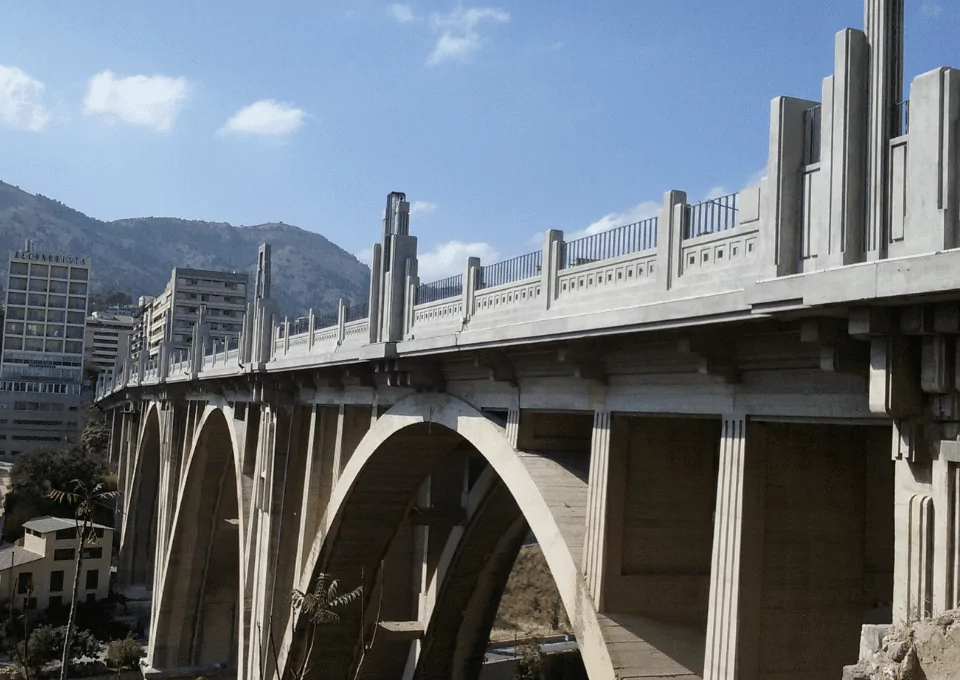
[515,639,545,680]
[49,480,121,680]
[17,626,99,677]
[79,408,110,456]
[286,574,362,680]
[3,446,109,541]
[107,634,145,670]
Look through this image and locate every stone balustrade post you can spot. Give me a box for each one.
[283,317,290,355]
[542,230,563,310]
[655,190,687,292]
[901,68,960,256]
[307,308,316,351]
[337,299,346,346]
[463,256,480,323]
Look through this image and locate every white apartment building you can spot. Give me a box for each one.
[141,268,248,358]
[84,311,134,374]
[1,245,90,459]
[0,516,113,610]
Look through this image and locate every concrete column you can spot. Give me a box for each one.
[332,404,372,485]
[902,68,960,255]
[704,414,753,680]
[762,96,820,278]
[368,243,383,344]
[825,29,870,267]
[463,256,480,323]
[542,230,563,310]
[655,190,686,291]
[582,410,612,609]
[307,308,316,351]
[864,0,904,260]
[337,298,346,346]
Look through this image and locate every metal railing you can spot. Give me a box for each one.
[345,301,369,323]
[416,274,463,305]
[803,105,821,165]
[560,217,658,269]
[478,251,542,290]
[316,311,338,328]
[894,99,910,136]
[685,193,739,239]
[291,316,310,336]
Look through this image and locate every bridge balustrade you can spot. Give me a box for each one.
[684,193,739,239]
[560,217,658,269]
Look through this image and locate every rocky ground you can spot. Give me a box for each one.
[844,610,960,679]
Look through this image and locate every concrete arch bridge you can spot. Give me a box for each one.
[99,1,960,678]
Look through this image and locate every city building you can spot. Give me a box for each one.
[0,516,113,610]
[0,244,89,459]
[129,296,155,359]
[84,311,135,374]
[141,268,247,358]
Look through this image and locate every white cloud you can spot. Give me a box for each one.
[410,200,437,216]
[921,3,943,18]
[427,7,510,65]
[419,240,501,280]
[83,70,187,133]
[703,185,730,201]
[0,65,52,132]
[566,200,660,242]
[219,99,305,137]
[388,3,417,22]
[355,247,374,267]
[743,167,767,188]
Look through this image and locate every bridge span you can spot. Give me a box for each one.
[98,1,960,678]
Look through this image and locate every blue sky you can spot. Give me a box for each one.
[1,0,959,281]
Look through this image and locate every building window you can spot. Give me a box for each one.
[85,569,99,590]
[49,595,63,608]
[24,597,37,609]
[54,548,75,561]
[50,570,64,592]
[85,593,96,604]
[56,528,74,540]
[82,547,103,559]
[94,528,105,538]
[16,573,32,594]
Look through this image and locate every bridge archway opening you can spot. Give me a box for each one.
[734,421,894,680]
[151,408,241,672]
[290,402,601,680]
[124,406,162,593]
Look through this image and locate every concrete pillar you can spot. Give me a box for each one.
[901,68,960,256]
[463,256,480,323]
[762,96,820,278]
[542,230,563,310]
[582,410,612,609]
[864,0,904,260]
[703,414,758,680]
[655,190,686,291]
[332,404,373,484]
[825,29,869,267]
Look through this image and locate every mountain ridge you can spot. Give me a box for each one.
[0,180,371,317]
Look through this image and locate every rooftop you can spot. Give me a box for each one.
[22,515,112,535]
[0,545,44,569]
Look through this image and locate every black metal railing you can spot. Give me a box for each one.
[316,311,338,329]
[685,193,739,239]
[345,301,369,323]
[894,99,910,136]
[416,274,463,305]
[291,316,311,336]
[803,105,821,165]
[478,251,542,290]
[560,217,658,269]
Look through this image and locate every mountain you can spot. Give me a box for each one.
[0,180,371,317]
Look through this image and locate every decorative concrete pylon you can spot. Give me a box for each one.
[864,0,905,260]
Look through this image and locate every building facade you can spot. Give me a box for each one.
[84,311,134,374]
[0,245,89,459]
[141,268,247,359]
[0,516,113,611]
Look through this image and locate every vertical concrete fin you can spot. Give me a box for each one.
[905,494,934,623]
[704,414,747,680]
[582,410,611,609]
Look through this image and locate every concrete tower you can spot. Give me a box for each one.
[864,0,905,259]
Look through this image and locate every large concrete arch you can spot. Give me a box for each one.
[286,393,615,680]
[119,402,162,590]
[149,406,246,675]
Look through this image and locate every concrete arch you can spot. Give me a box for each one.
[288,393,615,680]
[119,402,162,591]
[149,406,245,674]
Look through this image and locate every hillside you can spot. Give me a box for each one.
[0,180,370,317]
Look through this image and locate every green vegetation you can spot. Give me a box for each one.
[106,634,146,669]
[286,574,363,680]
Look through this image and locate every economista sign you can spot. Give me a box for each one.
[12,250,88,265]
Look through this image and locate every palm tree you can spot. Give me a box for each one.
[49,479,121,680]
[286,574,362,680]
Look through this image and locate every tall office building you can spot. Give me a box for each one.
[141,268,248,358]
[84,311,134,374]
[0,244,90,459]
